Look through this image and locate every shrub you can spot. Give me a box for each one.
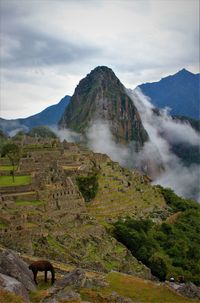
[76,173,98,202]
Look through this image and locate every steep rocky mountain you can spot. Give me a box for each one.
[138,69,200,119]
[0,95,71,135]
[59,66,148,146]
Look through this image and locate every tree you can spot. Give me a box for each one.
[76,174,99,202]
[149,253,169,281]
[1,142,21,182]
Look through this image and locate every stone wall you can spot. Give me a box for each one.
[0,184,34,195]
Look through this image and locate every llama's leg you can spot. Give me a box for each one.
[33,270,38,285]
[45,270,47,282]
[51,268,55,284]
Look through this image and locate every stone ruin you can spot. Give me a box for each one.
[0,142,95,254]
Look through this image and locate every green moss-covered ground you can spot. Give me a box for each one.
[0,175,31,186]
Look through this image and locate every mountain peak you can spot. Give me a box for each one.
[91,65,113,73]
[59,67,148,145]
[176,68,194,77]
[89,65,118,79]
[73,66,121,98]
[86,65,119,83]
[138,68,199,119]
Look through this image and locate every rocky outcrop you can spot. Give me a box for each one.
[0,250,35,293]
[59,66,148,146]
[42,268,105,303]
[0,273,29,302]
[41,268,135,303]
[0,249,36,301]
[166,281,200,300]
[178,282,200,299]
[53,268,86,288]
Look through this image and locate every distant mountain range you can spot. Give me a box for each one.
[0,95,70,135]
[138,68,200,119]
[1,68,199,136]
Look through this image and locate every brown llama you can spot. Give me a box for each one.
[28,260,55,285]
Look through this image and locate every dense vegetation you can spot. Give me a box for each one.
[76,173,99,202]
[158,186,199,212]
[28,126,57,139]
[113,188,200,284]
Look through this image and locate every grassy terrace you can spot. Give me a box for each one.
[0,165,17,171]
[0,175,31,187]
[87,162,165,222]
[15,200,45,206]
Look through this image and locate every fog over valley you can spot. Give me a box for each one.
[54,89,200,202]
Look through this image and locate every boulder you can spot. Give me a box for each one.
[41,269,85,302]
[0,272,30,302]
[177,282,200,299]
[0,249,35,291]
[52,268,86,289]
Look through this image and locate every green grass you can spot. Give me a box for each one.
[29,280,51,303]
[81,271,200,303]
[106,272,199,303]
[0,289,26,303]
[0,165,17,171]
[0,175,31,187]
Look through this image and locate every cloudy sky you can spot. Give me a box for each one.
[0,0,199,119]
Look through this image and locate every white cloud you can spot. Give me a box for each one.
[86,119,130,167]
[0,0,199,118]
[128,88,200,201]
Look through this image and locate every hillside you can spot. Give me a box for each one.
[59,66,148,145]
[1,136,200,302]
[0,137,151,277]
[0,95,71,135]
[138,69,200,119]
[1,249,199,303]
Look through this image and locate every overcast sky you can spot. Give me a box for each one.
[0,0,199,119]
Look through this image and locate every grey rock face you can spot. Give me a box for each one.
[177,282,200,299]
[53,268,86,289]
[42,269,85,302]
[0,272,30,302]
[166,281,200,300]
[0,249,35,291]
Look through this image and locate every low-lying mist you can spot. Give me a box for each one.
[54,89,200,202]
[129,89,200,202]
